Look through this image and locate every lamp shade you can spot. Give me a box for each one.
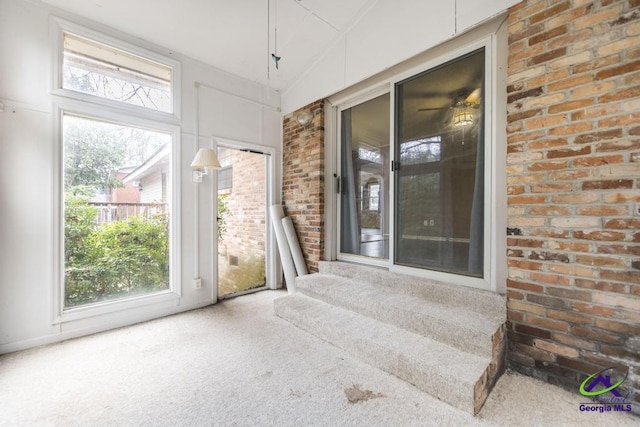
[190,148,221,170]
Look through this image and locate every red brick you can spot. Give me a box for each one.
[508,195,548,204]
[507,238,545,248]
[533,339,579,358]
[528,206,571,215]
[551,335,596,355]
[573,129,623,144]
[595,60,640,81]
[574,230,626,241]
[549,122,593,136]
[527,160,568,171]
[528,47,567,66]
[575,279,626,294]
[551,193,598,204]
[529,25,568,46]
[547,309,591,325]
[530,272,571,286]
[575,254,626,268]
[572,302,616,317]
[548,99,594,114]
[581,179,633,190]
[594,319,640,335]
[508,259,544,271]
[597,243,640,256]
[546,146,591,158]
[573,155,624,167]
[603,218,640,229]
[600,270,640,284]
[528,315,569,332]
[529,1,571,25]
[573,326,622,345]
[508,279,544,294]
[598,85,640,103]
[514,323,552,339]
[576,206,629,216]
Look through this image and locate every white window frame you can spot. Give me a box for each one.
[327,18,507,293]
[51,18,181,123]
[51,21,182,323]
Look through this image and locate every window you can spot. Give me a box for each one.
[54,20,179,118]
[63,115,172,308]
[54,21,179,314]
[218,166,233,191]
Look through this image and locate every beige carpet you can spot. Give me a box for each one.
[0,290,636,426]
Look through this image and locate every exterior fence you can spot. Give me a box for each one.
[89,202,166,224]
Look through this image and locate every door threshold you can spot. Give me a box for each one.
[219,286,269,300]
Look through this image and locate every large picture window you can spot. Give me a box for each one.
[63,114,172,308]
[55,22,179,312]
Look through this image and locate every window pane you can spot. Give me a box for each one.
[63,114,172,308]
[395,49,484,277]
[63,32,172,113]
[341,93,390,259]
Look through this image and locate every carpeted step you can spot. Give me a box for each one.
[295,272,500,359]
[318,261,505,324]
[274,294,492,415]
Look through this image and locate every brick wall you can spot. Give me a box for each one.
[219,149,266,266]
[282,100,325,275]
[279,0,640,408]
[506,0,640,408]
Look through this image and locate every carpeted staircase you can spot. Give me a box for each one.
[274,261,507,415]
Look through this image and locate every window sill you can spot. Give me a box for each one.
[53,290,180,325]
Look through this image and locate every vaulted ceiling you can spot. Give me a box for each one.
[41,0,375,92]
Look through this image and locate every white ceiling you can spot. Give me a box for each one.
[41,0,375,92]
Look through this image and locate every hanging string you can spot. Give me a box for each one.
[271,0,281,70]
[267,0,270,82]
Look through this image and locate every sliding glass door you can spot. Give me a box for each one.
[395,49,485,277]
[340,93,390,260]
[337,48,486,280]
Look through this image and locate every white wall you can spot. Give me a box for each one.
[281,0,520,114]
[0,0,281,353]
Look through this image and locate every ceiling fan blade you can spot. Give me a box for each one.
[417,107,446,112]
[465,88,481,103]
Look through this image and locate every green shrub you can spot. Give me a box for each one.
[64,197,169,307]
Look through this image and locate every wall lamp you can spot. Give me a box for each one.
[191,148,221,182]
[296,110,313,127]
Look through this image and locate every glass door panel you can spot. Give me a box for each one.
[340,93,390,259]
[395,49,485,277]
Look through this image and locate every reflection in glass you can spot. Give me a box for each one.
[395,49,485,277]
[340,93,390,259]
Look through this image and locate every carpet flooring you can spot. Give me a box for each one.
[0,290,636,426]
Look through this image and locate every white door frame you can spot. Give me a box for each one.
[212,137,278,301]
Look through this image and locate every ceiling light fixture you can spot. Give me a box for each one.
[452,101,476,128]
[296,110,313,127]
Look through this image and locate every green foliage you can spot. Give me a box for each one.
[64,118,126,191]
[64,194,98,265]
[64,197,169,307]
[217,193,230,244]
